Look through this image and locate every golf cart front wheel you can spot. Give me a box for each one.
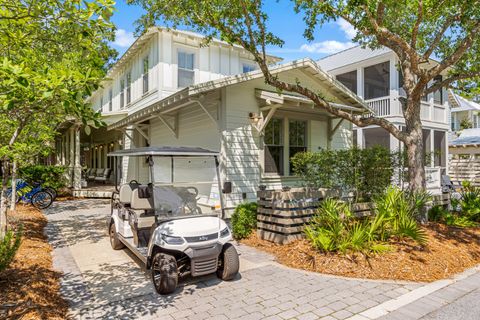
[151,253,178,295]
[216,243,239,281]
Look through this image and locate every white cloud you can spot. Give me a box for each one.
[113,29,135,48]
[300,40,355,54]
[336,18,357,39]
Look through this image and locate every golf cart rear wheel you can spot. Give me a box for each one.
[216,243,239,281]
[109,223,125,250]
[151,253,178,295]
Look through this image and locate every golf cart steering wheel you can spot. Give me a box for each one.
[186,186,199,196]
[129,180,139,185]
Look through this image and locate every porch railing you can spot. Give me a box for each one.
[366,97,391,116]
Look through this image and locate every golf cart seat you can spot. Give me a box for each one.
[119,183,139,207]
[129,186,156,247]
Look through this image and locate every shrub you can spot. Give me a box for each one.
[231,202,258,239]
[19,165,67,190]
[0,227,22,273]
[291,146,394,202]
[305,187,428,255]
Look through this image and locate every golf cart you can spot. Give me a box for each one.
[107,146,239,294]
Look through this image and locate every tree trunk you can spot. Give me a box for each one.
[0,161,10,238]
[9,161,17,212]
[404,101,426,192]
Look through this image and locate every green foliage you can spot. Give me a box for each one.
[0,226,22,272]
[19,165,67,190]
[428,205,477,228]
[305,187,428,254]
[291,146,394,202]
[231,202,258,240]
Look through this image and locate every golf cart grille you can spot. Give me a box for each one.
[184,232,218,243]
[191,257,218,276]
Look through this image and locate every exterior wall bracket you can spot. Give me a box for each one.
[156,114,178,138]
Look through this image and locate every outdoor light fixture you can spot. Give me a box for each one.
[248,112,262,124]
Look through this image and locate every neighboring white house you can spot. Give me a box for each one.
[318,46,450,191]
[55,27,370,212]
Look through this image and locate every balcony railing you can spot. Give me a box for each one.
[365,95,447,124]
[366,97,390,116]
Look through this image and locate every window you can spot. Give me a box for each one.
[120,79,125,109]
[398,70,406,97]
[108,89,113,112]
[364,61,390,99]
[178,51,194,87]
[289,120,307,173]
[264,118,283,175]
[242,63,256,73]
[126,72,131,104]
[433,75,443,105]
[336,70,357,94]
[143,57,149,94]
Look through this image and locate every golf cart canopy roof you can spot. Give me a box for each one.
[108,146,219,157]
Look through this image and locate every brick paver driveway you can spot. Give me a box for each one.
[45,199,423,320]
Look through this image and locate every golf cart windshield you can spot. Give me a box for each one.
[108,147,223,219]
[151,156,221,217]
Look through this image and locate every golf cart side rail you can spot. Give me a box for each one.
[107,146,219,157]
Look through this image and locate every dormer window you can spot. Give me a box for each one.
[242,63,256,73]
[120,79,125,109]
[108,88,113,112]
[126,72,131,104]
[178,51,194,87]
[143,57,149,94]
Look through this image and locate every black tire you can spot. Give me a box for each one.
[109,223,125,250]
[44,187,57,200]
[151,253,178,295]
[31,191,53,209]
[216,243,239,281]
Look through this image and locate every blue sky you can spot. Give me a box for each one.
[110,0,357,62]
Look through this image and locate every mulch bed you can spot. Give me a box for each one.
[241,223,480,283]
[0,205,68,320]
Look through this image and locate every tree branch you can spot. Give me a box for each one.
[425,72,480,94]
[422,15,457,60]
[410,0,423,49]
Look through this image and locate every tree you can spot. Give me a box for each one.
[0,0,117,236]
[130,0,480,192]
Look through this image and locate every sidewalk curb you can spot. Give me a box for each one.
[347,264,480,320]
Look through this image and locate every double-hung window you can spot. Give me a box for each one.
[126,72,131,104]
[120,79,125,109]
[264,118,284,175]
[289,120,307,173]
[143,57,149,94]
[108,89,113,112]
[178,51,194,87]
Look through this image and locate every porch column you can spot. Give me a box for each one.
[69,128,75,186]
[73,127,82,189]
[356,128,365,149]
[430,129,435,167]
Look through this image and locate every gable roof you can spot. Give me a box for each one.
[108,58,372,130]
[448,90,480,112]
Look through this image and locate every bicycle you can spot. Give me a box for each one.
[6,180,53,209]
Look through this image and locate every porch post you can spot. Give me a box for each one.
[73,126,82,190]
[69,128,75,187]
[430,129,435,167]
[356,128,364,149]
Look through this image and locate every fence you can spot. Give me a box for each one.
[449,159,480,186]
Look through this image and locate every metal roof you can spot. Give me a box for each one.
[448,90,480,112]
[450,135,480,147]
[107,146,219,157]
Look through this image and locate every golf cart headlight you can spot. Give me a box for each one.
[220,227,230,238]
[161,234,185,245]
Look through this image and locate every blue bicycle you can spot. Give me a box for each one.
[6,180,53,209]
